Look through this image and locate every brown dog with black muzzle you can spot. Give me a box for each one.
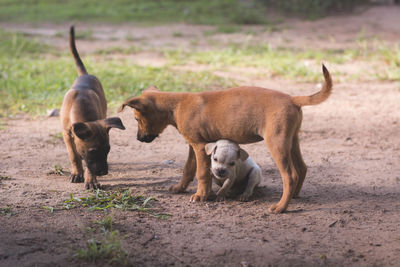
[60,26,125,189]
[119,65,332,213]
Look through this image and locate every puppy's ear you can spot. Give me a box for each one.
[72,122,92,140]
[205,142,217,155]
[103,117,126,132]
[238,148,249,161]
[144,85,159,92]
[118,97,151,113]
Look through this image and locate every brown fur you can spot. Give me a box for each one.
[60,26,125,189]
[119,65,332,213]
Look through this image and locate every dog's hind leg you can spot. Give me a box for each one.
[265,127,298,214]
[169,145,197,193]
[291,133,307,198]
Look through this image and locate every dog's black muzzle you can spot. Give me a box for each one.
[87,161,108,176]
[137,134,158,143]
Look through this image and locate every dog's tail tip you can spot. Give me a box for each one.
[322,63,330,78]
[69,25,87,76]
[291,63,332,107]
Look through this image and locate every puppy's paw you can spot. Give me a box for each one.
[215,195,226,202]
[190,193,207,202]
[85,181,101,190]
[169,184,185,193]
[238,192,251,202]
[268,202,287,214]
[70,173,84,183]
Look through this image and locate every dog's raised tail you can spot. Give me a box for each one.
[291,64,332,107]
[69,26,87,76]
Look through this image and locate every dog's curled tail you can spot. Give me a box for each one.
[291,64,332,107]
[69,26,87,76]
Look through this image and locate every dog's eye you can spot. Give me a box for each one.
[213,157,217,162]
[229,162,235,166]
[134,117,139,122]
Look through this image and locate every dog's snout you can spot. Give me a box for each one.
[137,133,158,143]
[98,169,108,176]
[217,168,227,177]
[89,162,108,176]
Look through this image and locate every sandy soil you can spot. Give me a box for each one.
[1,6,400,267]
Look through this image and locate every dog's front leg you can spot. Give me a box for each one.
[169,145,196,193]
[189,144,211,202]
[216,178,234,201]
[239,168,261,201]
[84,167,100,189]
[62,131,84,183]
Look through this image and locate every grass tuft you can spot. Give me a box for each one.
[47,164,66,176]
[64,189,170,219]
[75,215,128,265]
[1,206,14,217]
[0,175,9,181]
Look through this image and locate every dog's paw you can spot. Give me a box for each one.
[215,195,226,202]
[85,181,101,190]
[190,193,207,202]
[70,173,84,183]
[169,184,185,193]
[238,193,251,202]
[268,202,287,214]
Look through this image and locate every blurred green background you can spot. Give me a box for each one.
[1,0,398,118]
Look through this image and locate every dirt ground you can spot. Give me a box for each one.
[1,6,400,267]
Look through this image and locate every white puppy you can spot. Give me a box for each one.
[205,139,261,201]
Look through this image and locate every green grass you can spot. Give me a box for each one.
[0,29,231,117]
[94,46,141,55]
[48,164,66,176]
[49,132,63,144]
[63,189,170,219]
[2,27,400,118]
[165,45,342,82]
[1,206,13,217]
[165,42,400,82]
[0,175,9,181]
[0,0,269,25]
[75,215,128,265]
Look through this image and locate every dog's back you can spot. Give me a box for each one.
[61,26,107,125]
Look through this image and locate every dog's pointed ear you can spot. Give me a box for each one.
[103,117,126,132]
[72,122,92,140]
[205,142,217,155]
[118,97,149,113]
[144,85,159,92]
[238,148,249,161]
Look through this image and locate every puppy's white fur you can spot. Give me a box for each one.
[205,139,261,201]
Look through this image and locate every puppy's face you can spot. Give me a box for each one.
[118,87,169,143]
[205,140,249,180]
[72,117,125,176]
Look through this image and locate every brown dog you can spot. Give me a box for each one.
[60,26,125,189]
[119,65,332,213]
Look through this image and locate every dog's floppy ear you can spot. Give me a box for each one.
[118,97,150,113]
[238,148,249,161]
[103,117,126,132]
[205,142,217,155]
[72,122,92,140]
